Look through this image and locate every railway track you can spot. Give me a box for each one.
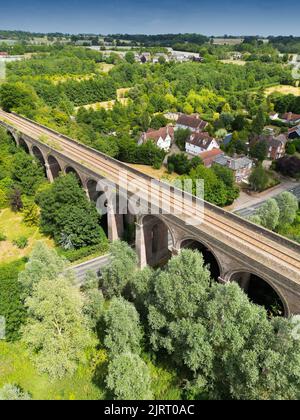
[1,110,300,272]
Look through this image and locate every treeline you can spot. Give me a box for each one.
[107,33,209,46]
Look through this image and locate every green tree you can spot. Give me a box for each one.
[81,271,104,331]
[174,128,191,151]
[106,353,152,400]
[125,51,136,64]
[252,107,266,135]
[104,297,143,357]
[249,165,269,192]
[257,199,280,231]
[276,192,299,226]
[22,272,94,379]
[0,260,26,341]
[12,152,45,196]
[38,174,107,249]
[101,241,138,298]
[18,241,68,298]
[250,141,268,162]
[0,384,31,401]
[0,82,39,114]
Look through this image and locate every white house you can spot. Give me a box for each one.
[185,132,219,156]
[139,126,175,152]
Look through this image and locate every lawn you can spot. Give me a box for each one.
[74,87,131,112]
[0,341,104,400]
[0,208,54,264]
[98,63,115,73]
[265,84,300,96]
[219,59,247,66]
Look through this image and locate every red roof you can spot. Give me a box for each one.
[282,112,300,122]
[177,114,208,130]
[143,126,174,142]
[199,149,224,167]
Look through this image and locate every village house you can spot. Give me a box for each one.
[176,114,209,133]
[0,52,9,57]
[185,132,219,156]
[198,149,224,168]
[139,126,174,152]
[257,134,288,160]
[214,155,253,183]
[288,125,300,140]
[269,112,280,121]
[280,112,300,125]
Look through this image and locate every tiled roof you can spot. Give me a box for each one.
[186,132,215,150]
[144,126,174,142]
[177,114,208,130]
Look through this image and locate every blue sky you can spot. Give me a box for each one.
[1,0,300,36]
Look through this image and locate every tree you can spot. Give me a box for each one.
[12,152,45,196]
[18,242,68,298]
[276,192,299,226]
[147,250,211,354]
[167,153,191,175]
[9,188,23,212]
[81,271,104,331]
[22,272,94,379]
[252,107,266,135]
[286,142,296,155]
[249,165,269,192]
[0,260,26,341]
[0,82,38,114]
[38,174,107,249]
[149,114,168,130]
[125,51,135,64]
[106,353,152,400]
[104,297,143,357]
[0,384,31,401]
[101,241,138,298]
[174,128,191,151]
[250,140,268,162]
[257,199,280,231]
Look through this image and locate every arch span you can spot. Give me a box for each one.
[65,166,83,186]
[32,146,46,175]
[19,137,30,153]
[180,239,221,281]
[230,271,287,317]
[140,215,174,267]
[86,179,108,237]
[48,155,62,179]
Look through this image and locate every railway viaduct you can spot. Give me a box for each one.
[1,110,300,316]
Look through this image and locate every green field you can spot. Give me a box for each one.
[0,208,54,264]
[0,341,104,400]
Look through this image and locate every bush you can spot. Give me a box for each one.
[13,236,28,249]
[0,232,7,242]
[0,384,31,401]
[57,242,109,263]
[0,260,26,341]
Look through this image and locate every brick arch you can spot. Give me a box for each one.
[139,214,176,267]
[18,137,30,153]
[177,236,223,281]
[64,165,85,187]
[47,155,62,179]
[227,268,289,317]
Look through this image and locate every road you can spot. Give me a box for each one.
[0,110,299,281]
[71,254,110,285]
[236,184,300,218]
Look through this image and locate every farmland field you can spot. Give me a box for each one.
[265,84,300,96]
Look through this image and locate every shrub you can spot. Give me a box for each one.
[57,242,109,263]
[13,236,28,249]
[0,232,7,242]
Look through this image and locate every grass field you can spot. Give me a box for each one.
[265,85,300,96]
[0,208,54,264]
[74,87,131,112]
[98,63,115,73]
[219,59,247,66]
[0,341,104,400]
[127,163,178,182]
